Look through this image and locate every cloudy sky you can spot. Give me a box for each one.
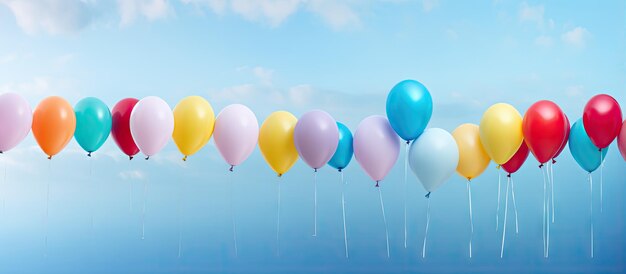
[0,1,624,273]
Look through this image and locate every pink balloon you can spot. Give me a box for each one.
[130,96,174,158]
[0,93,32,153]
[294,110,339,170]
[214,104,259,168]
[353,115,400,185]
[617,120,626,161]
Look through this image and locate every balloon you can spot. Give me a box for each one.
[452,123,490,180]
[522,100,568,164]
[386,80,433,141]
[130,96,174,159]
[258,111,299,176]
[32,96,76,158]
[172,96,215,160]
[112,98,140,159]
[214,104,259,168]
[502,142,530,175]
[619,120,626,161]
[569,119,608,173]
[0,93,32,153]
[583,94,622,149]
[409,128,459,193]
[74,97,112,156]
[328,122,353,171]
[552,114,571,162]
[353,115,400,185]
[294,110,339,170]
[479,103,523,165]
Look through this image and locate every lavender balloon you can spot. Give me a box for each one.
[0,93,32,153]
[354,115,400,186]
[214,104,259,170]
[130,96,174,159]
[294,110,340,170]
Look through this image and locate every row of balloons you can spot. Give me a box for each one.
[0,83,623,185]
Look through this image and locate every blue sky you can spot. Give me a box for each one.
[0,1,624,273]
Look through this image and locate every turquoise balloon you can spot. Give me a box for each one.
[328,122,353,171]
[386,80,433,141]
[569,119,607,173]
[74,97,112,156]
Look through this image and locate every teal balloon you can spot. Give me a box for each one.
[74,97,112,155]
[386,80,433,141]
[328,122,353,171]
[569,119,607,173]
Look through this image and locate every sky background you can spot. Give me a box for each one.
[0,0,625,273]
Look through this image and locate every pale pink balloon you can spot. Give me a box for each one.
[213,104,259,169]
[619,120,626,161]
[353,115,400,185]
[130,96,174,158]
[0,93,32,153]
[294,110,339,170]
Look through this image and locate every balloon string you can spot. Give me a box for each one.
[3,156,6,211]
[276,177,281,257]
[588,173,594,258]
[600,150,603,213]
[45,161,51,258]
[542,166,546,257]
[510,176,519,235]
[141,177,148,240]
[313,171,318,237]
[497,170,501,232]
[544,166,551,258]
[550,162,555,223]
[500,175,510,258]
[467,180,473,258]
[177,176,183,258]
[422,194,431,258]
[90,156,94,233]
[404,142,409,249]
[378,186,390,258]
[230,170,238,257]
[341,171,348,259]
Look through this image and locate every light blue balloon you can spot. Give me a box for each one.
[74,97,112,156]
[409,128,459,193]
[386,80,433,141]
[328,122,353,171]
[569,119,607,173]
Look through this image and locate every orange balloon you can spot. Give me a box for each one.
[32,96,76,158]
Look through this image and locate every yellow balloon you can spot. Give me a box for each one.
[453,123,491,180]
[479,103,523,165]
[259,111,299,176]
[172,96,215,159]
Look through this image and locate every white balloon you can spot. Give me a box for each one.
[409,128,459,193]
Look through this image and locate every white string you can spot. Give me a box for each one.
[378,186,390,258]
[177,177,183,258]
[542,166,546,257]
[497,170,501,232]
[422,195,431,258]
[404,142,409,249]
[510,176,519,235]
[599,149,603,213]
[141,177,148,240]
[313,170,317,237]
[341,171,348,258]
[89,156,94,234]
[45,159,51,257]
[230,170,238,257]
[467,180,473,258]
[500,175,510,258]
[129,179,133,212]
[276,177,281,257]
[589,173,594,258]
[545,166,551,258]
[550,162,555,223]
[3,156,6,211]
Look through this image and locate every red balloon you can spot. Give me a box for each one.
[617,120,626,161]
[552,114,571,162]
[583,94,622,149]
[522,100,568,164]
[502,141,529,175]
[111,98,140,159]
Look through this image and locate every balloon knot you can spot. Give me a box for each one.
[507,174,511,178]
[338,168,343,173]
[182,156,187,161]
[129,156,133,160]
[539,163,544,168]
[0,151,3,154]
[229,165,234,172]
[87,152,92,157]
[47,155,52,160]
[598,148,602,152]
[278,173,282,178]
[406,140,410,145]
[496,165,501,170]
[552,159,557,164]
[314,168,318,173]
[425,192,431,199]
[145,156,150,160]
[375,181,380,187]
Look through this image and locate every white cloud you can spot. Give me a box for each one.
[119,170,146,180]
[422,0,438,12]
[561,27,590,48]
[307,0,360,30]
[519,2,544,26]
[534,35,553,47]
[252,66,274,86]
[565,85,584,98]
[118,0,172,26]
[0,0,96,34]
